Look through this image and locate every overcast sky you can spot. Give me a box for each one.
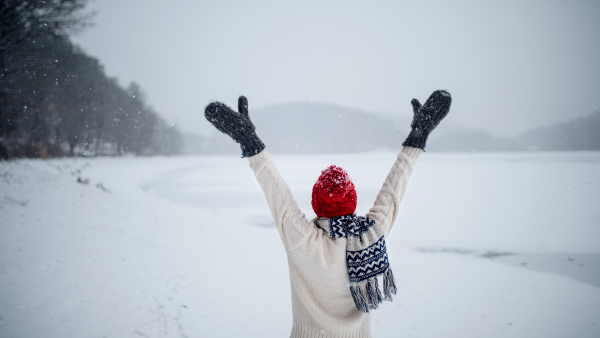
[73,0,600,137]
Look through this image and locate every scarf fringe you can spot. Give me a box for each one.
[382,267,397,301]
[350,285,369,313]
[366,277,382,310]
[350,267,398,313]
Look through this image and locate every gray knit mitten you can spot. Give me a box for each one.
[205,96,265,157]
[402,90,452,150]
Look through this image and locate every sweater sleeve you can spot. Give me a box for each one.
[248,150,314,251]
[366,146,422,236]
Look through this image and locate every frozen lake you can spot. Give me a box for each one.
[1,151,599,337]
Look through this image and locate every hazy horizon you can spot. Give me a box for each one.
[73,0,600,138]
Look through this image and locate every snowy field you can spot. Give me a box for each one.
[1,151,599,338]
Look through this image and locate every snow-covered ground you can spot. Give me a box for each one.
[1,151,599,337]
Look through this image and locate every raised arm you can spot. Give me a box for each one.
[248,151,313,251]
[367,90,452,236]
[205,96,312,251]
[366,146,421,236]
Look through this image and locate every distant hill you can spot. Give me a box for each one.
[427,130,523,152]
[183,103,600,154]
[185,102,410,154]
[251,102,410,153]
[517,112,600,151]
[182,132,240,155]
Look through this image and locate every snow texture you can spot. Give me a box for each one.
[1,151,599,337]
[314,165,353,192]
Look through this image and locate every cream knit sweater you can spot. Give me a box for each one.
[248,146,422,338]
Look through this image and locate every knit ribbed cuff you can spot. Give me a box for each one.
[246,150,271,171]
[401,129,427,150]
[290,320,371,338]
[240,132,266,158]
[247,149,269,164]
[401,146,422,160]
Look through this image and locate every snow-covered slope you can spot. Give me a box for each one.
[1,152,599,337]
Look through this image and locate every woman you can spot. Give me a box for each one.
[204,90,451,338]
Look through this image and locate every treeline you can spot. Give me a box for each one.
[0,0,182,159]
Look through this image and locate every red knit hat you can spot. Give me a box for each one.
[311,165,357,218]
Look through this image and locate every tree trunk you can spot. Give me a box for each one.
[0,141,9,159]
[68,135,77,156]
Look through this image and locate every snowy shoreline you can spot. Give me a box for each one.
[1,152,599,337]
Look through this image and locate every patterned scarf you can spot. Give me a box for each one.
[314,214,397,312]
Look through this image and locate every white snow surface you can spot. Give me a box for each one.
[1,151,599,337]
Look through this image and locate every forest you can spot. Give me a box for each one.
[0,0,182,159]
